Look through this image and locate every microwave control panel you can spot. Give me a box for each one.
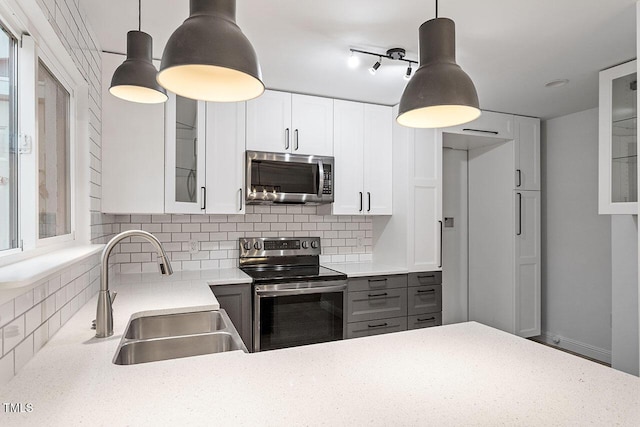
[322,165,332,195]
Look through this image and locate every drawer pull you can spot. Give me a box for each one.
[369,279,387,283]
[417,275,435,280]
[368,292,388,298]
[417,289,436,294]
[367,322,388,328]
[417,317,436,322]
[462,128,499,135]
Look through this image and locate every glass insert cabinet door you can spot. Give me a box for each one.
[599,60,637,214]
[165,93,206,214]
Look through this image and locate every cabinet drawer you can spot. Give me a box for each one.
[408,271,442,287]
[408,313,442,330]
[347,288,408,323]
[347,317,408,339]
[408,284,442,316]
[348,274,407,292]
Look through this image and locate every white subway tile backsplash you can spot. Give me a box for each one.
[25,304,42,336]
[33,323,49,353]
[14,291,34,317]
[0,352,14,383]
[3,317,25,354]
[0,301,14,328]
[14,335,34,373]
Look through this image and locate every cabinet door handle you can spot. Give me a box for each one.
[438,220,443,268]
[516,169,522,187]
[368,292,388,298]
[239,188,243,212]
[517,192,522,236]
[294,129,299,150]
[417,274,435,280]
[285,128,290,149]
[417,289,436,294]
[359,192,363,212]
[367,192,371,212]
[367,322,388,328]
[462,128,499,135]
[200,187,206,210]
[417,317,436,323]
[368,278,387,284]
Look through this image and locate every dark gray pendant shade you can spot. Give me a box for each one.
[157,0,264,102]
[109,31,168,104]
[397,18,480,128]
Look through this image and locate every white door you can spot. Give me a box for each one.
[165,93,206,214]
[441,147,468,325]
[332,100,364,215]
[246,90,291,153]
[514,190,541,337]
[410,128,442,271]
[291,94,334,156]
[205,102,246,214]
[515,116,541,191]
[364,104,392,215]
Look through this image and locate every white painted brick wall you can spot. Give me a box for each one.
[112,205,374,272]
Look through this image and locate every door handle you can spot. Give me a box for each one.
[367,192,371,212]
[285,128,290,150]
[462,128,499,135]
[516,169,522,187]
[438,220,443,268]
[200,187,206,210]
[367,322,388,328]
[517,192,522,236]
[359,192,363,212]
[294,129,299,150]
[417,289,436,294]
[239,188,243,211]
[368,292,388,298]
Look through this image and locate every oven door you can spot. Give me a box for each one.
[254,280,347,352]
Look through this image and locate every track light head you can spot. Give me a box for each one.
[404,65,412,81]
[369,59,381,75]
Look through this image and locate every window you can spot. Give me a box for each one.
[0,24,16,252]
[37,60,71,239]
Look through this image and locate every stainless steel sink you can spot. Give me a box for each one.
[124,310,226,339]
[113,309,247,365]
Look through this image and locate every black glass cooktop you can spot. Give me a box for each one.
[240,265,346,284]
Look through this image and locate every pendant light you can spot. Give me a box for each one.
[397,0,480,128]
[157,0,264,102]
[109,0,168,104]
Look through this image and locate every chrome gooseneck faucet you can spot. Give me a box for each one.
[95,230,173,338]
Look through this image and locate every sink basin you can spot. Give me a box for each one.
[114,332,242,365]
[113,309,247,365]
[124,310,226,340]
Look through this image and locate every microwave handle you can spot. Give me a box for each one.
[317,160,325,197]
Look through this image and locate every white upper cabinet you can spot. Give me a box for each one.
[444,110,514,140]
[101,52,165,214]
[515,116,541,191]
[165,95,246,215]
[328,100,392,215]
[246,90,334,156]
[205,102,246,214]
[364,104,393,215]
[598,60,637,214]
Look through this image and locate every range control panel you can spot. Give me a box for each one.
[239,237,321,258]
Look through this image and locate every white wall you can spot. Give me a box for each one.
[542,108,612,362]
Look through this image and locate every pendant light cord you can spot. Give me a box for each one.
[138,0,141,31]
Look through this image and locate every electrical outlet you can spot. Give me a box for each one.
[188,239,199,254]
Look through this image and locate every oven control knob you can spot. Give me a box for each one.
[243,242,251,250]
[311,240,319,249]
[254,241,263,250]
[302,241,309,249]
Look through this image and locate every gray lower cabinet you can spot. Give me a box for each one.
[347,317,408,339]
[210,284,252,351]
[345,271,442,340]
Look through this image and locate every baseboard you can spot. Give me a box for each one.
[535,331,612,364]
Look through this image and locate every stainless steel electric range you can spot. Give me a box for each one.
[239,237,347,352]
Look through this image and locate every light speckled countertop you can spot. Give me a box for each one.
[323,261,409,277]
[1,270,639,426]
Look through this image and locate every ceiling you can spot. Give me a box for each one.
[80,0,637,120]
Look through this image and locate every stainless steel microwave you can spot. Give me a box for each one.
[245,151,334,205]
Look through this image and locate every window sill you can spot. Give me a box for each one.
[0,245,103,304]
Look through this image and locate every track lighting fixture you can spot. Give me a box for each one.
[369,58,381,75]
[109,0,167,104]
[397,0,480,128]
[349,47,417,79]
[404,64,412,80]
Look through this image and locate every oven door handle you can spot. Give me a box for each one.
[255,283,347,297]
